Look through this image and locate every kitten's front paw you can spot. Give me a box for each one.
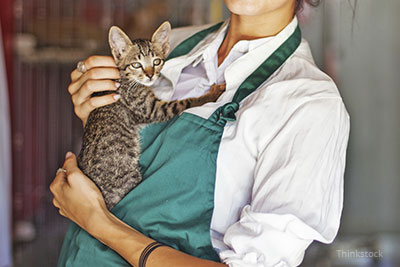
[208,83,226,101]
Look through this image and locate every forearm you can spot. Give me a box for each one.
[90,208,228,267]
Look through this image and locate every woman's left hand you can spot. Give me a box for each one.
[50,152,227,266]
[50,152,108,232]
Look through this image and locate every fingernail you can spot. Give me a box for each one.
[115,82,120,88]
[65,152,73,159]
[113,94,121,100]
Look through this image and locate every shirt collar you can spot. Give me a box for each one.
[223,16,299,92]
[193,20,277,67]
[198,24,277,66]
[160,16,299,98]
[160,20,230,92]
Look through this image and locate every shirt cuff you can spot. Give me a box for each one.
[218,205,335,267]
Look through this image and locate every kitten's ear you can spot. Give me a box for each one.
[109,26,133,64]
[151,21,171,56]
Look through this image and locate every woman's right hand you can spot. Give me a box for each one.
[68,56,122,126]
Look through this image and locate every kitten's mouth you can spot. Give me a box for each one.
[138,79,156,86]
[140,74,160,86]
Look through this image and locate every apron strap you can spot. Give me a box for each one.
[210,26,302,125]
[166,21,302,126]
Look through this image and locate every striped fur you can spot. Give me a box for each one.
[78,22,225,210]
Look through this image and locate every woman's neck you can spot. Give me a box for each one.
[218,5,295,66]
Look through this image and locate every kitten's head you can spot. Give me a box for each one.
[109,21,171,86]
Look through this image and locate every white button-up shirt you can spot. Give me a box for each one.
[153,17,350,267]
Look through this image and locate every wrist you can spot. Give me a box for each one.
[86,205,114,240]
[80,208,228,266]
[87,207,153,265]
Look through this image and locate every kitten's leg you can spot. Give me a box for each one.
[148,83,225,122]
[182,83,226,107]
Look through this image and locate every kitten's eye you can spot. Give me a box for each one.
[131,62,142,69]
[153,58,162,66]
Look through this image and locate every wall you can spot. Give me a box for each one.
[302,0,400,235]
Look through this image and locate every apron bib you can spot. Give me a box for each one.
[58,23,301,266]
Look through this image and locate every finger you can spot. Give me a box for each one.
[68,67,121,95]
[58,209,66,217]
[70,69,84,82]
[62,152,81,175]
[76,94,121,117]
[72,79,120,106]
[85,56,117,70]
[49,169,68,194]
[71,56,117,81]
[52,197,60,208]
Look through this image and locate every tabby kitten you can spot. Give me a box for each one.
[78,22,225,210]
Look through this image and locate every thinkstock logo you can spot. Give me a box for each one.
[336,249,383,258]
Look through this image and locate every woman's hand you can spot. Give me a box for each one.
[69,56,122,126]
[50,152,108,231]
[50,152,227,266]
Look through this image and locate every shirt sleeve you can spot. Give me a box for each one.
[218,97,350,267]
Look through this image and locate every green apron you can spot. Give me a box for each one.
[58,23,301,266]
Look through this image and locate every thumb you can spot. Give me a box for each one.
[62,152,81,175]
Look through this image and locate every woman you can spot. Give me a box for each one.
[50,0,350,266]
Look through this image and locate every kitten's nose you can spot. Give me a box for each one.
[144,68,154,79]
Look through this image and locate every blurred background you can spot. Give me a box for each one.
[0,0,399,266]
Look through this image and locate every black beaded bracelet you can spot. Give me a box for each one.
[138,241,166,267]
